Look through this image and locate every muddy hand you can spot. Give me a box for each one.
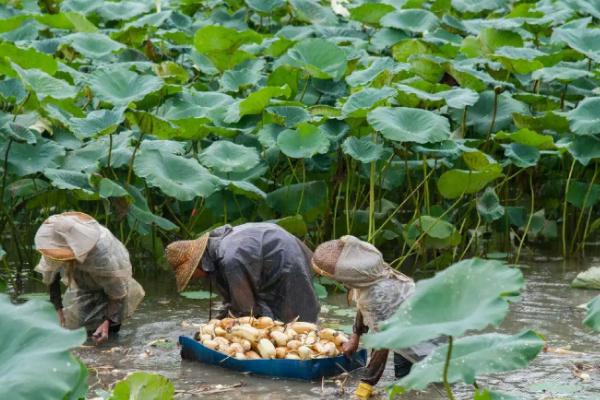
[56,309,66,327]
[92,320,110,344]
[343,333,360,357]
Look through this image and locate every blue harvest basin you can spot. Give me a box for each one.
[179,335,367,380]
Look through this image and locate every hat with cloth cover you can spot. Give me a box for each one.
[165,233,210,292]
[312,235,412,289]
[34,212,101,263]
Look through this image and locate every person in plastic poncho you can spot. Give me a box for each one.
[312,236,440,400]
[34,212,145,344]
[166,223,320,323]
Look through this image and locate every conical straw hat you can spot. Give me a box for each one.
[166,233,210,292]
[35,212,98,261]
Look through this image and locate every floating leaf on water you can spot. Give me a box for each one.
[108,372,174,400]
[584,295,600,331]
[180,291,217,300]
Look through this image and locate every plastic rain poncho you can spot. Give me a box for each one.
[35,216,144,330]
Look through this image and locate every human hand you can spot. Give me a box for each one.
[342,333,360,357]
[92,320,110,344]
[56,309,66,327]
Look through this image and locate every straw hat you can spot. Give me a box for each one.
[35,212,99,261]
[311,239,345,279]
[165,233,210,292]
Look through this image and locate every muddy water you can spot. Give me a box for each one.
[73,257,600,399]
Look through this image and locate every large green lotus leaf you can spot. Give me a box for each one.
[126,111,200,140]
[345,57,396,87]
[134,148,220,201]
[43,168,95,195]
[341,87,395,118]
[395,331,544,391]
[479,28,523,52]
[492,46,547,74]
[473,389,519,400]
[477,186,505,222]
[275,215,308,237]
[0,78,27,104]
[568,135,600,166]
[108,372,174,400]
[124,184,178,232]
[5,138,65,177]
[532,66,592,83]
[266,181,328,222]
[367,107,450,144]
[362,258,524,350]
[286,38,347,81]
[199,140,260,174]
[219,59,264,92]
[245,0,285,13]
[571,266,600,290]
[403,215,461,250]
[87,67,164,106]
[462,91,529,136]
[225,85,291,123]
[96,0,150,21]
[584,295,600,331]
[349,3,394,25]
[0,42,57,76]
[438,87,479,109]
[34,11,97,32]
[341,136,384,164]
[503,143,539,168]
[0,122,37,144]
[96,178,129,199]
[289,0,338,25]
[11,64,77,100]
[68,107,125,139]
[494,128,555,150]
[66,32,124,58]
[452,0,507,13]
[266,106,311,128]
[277,122,330,159]
[513,112,569,134]
[380,10,439,34]
[552,28,600,62]
[193,25,262,71]
[567,97,600,136]
[566,181,600,209]
[437,165,503,199]
[224,179,266,200]
[158,90,234,120]
[0,295,87,400]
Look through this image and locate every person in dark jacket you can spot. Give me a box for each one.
[165,223,320,323]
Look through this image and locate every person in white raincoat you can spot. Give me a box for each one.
[311,235,441,400]
[34,212,144,344]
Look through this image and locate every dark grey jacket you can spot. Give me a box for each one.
[201,223,319,323]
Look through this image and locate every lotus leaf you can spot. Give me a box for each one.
[477,187,505,222]
[276,123,330,159]
[87,67,164,106]
[494,128,555,150]
[532,66,592,83]
[0,122,37,144]
[245,0,285,13]
[566,181,600,209]
[504,143,540,168]
[289,0,338,25]
[0,295,87,400]
[349,3,394,25]
[568,135,600,166]
[395,331,544,391]
[437,166,503,199]
[44,168,94,194]
[462,91,529,136]
[381,10,439,34]
[220,59,265,92]
[68,107,125,139]
[134,148,219,201]
[367,107,450,144]
[584,295,600,331]
[571,266,600,290]
[286,38,347,81]
[567,97,600,136]
[403,215,461,250]
[341,87,395,118]
[12,64,77,100]
[96,0,150,21]
[362,258,524,350]
[266,181,328,222]
[199,141,260,174]
[341,136,384,164]
[5,138,65,176]
[225,85,291,123]
[66,32,124,58]
[473,389,519,400]
[0,42,57,75]
[108,372,174,400]
[193,25,262,71]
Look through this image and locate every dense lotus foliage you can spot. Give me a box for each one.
[2,0,600,283]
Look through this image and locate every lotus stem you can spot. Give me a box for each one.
[422,155,430,215]
[577,202,595,255]
[562,159,576,258]
[1,138,13,204]
[560,83,568,110]
[461,106,467,137]
[442,336,455,400]
[345,156,351,234]
[571,162,598,254]
[487,89,500,139]
[367,160,376,243]
[296,159,306,216]
[459,210,481,260]
[127,133,146,185]
[515,171,534,264]
[299,75,311,103]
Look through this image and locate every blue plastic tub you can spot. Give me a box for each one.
[179,335,367,380]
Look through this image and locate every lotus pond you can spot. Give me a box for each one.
[2,0,600,398]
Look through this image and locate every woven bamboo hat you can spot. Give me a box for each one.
[311,239,345,279]
[35,212,99,261]
[165,233,210,292]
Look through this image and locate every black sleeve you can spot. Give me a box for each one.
[49,273,63,310]
[353,309,369,336]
